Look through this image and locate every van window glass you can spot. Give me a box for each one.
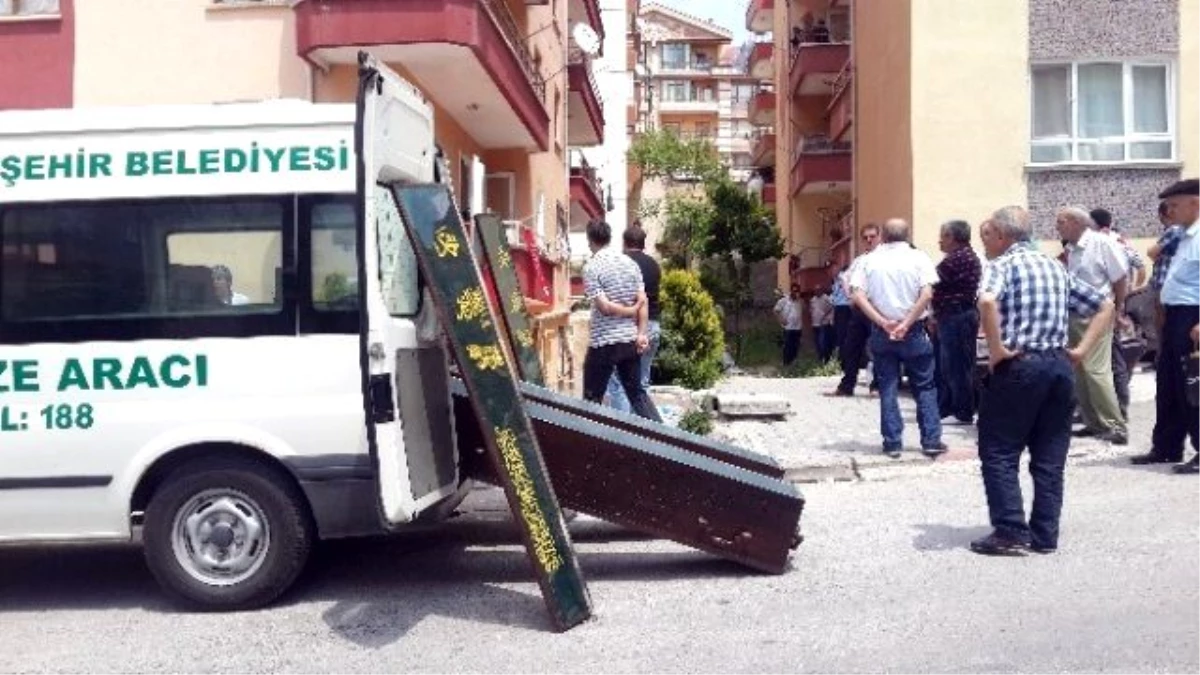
[311,199,359,312]
[1,199,284,322]
[374,190,419,317]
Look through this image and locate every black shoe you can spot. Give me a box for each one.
[1130,452,1180,465]
[882,447,902,459]
[1173,456,1200,474]
[969,533,1029,557]
[1098,430,1128,446]
[1071,427,1099,438]
[922,442,948,458]
[1029,544,1057,554]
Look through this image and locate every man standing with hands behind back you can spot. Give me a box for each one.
[972,207,1114,556]
[606,223,663,414]
[582,220,662,422]
[849,218,945,458]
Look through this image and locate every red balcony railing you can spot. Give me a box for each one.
[790,136,852,195]
[745,0,774,33]
[788,42,850,97]
[749,89,775,126]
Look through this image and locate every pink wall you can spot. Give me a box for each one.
[0,1,74,109]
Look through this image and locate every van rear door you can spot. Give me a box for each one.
[355,53,460,525]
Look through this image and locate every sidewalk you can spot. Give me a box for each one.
[712,370,1157,482]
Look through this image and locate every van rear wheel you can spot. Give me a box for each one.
[142,460,312,611]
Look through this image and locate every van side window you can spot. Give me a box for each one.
[311,200,358,311]
[1,199,284,323]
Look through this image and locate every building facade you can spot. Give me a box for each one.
[630,3,771,251]
[754,0,1199,293]
[0,0,610,394]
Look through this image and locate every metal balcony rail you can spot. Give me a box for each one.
[481,0,546,100]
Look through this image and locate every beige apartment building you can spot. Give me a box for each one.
[0,0,610,394]
[749,0,1199,294]
[631,3,770,247]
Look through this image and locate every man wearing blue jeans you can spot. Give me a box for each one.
[606,223,662,414]
[971,206,1113,556]
[849,218,944,458]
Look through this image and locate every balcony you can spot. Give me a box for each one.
[827,61,852,141]
[789,41,850,97]
[747,41,773,80]
[749,89,775,126]
[657,59,716,75]
[790,136,851,195]
[568,0,604,52]
[658,96,720,113]
[567,56,604,146]
[762,183,777,207]
[294,0,549,151]
[751,131,775,168]
[569,151,605,223]
[745,0,774,33]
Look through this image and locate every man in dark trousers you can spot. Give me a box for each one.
[931,219,982,424]
[826,222,880,397]
[1131,178,1200,474]
[971,206,1114,556]
[582,220,662,422]
[606,223,663,414]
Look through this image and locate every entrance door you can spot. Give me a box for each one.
[356,54,460,525]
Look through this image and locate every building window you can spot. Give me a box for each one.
[1030,61,1174,165]
[732,83,757,103]
[661,43,689,70]
[0,0,59,16]
[662,81,688,102]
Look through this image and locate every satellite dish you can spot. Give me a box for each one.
[572,23,602,57]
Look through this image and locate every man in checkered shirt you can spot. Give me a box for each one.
[582,220,662,422]
[970,206,1114,557]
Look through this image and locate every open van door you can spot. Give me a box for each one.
[355,53,460,525]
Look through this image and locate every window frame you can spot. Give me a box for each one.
[1028,58,1177,167]
[0,0,61,18]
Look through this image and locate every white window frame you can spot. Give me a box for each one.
[1028,59,1176,166]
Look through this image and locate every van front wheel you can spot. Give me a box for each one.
[142,461,312,611]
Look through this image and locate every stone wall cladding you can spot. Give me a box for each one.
[1026,168,1182,240]
[1026,0,1181,240]
[1029,0,1178,60]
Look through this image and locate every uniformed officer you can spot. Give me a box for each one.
[1131,178,1200,474]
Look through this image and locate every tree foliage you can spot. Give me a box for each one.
[655,193,713,270]
[657,269,725,390]
[627,129,722,184]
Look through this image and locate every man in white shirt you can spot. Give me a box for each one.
[811,290,835,362]
[1056,206,1129,445]
[849,218,945,458]
[774,285,804,365]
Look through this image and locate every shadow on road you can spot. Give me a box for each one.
[0,515,755,643]
[911,523,992,552]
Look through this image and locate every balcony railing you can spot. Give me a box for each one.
[481,0,545,100]
[795,134,851,157]
[659,60,715,73]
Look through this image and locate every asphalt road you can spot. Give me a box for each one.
[1,458,1196,673]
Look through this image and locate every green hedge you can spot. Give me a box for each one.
[657,270,725,390]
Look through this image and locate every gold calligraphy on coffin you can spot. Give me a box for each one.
[514,328,534,348]
[456,287,488,324]
[495,247,512,270]
[434,225,461,258]
[495,426,564,575]
[465,343,505,371]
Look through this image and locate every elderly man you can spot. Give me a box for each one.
[931,219,982,425]
[849,218,944,458]
[1056,207,1129,445]
[972,207,1114,556]
[1132,178,1200,474]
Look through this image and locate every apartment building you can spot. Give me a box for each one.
[632,3,771,249]
[0,0,610,394]
[754,0,1199,294]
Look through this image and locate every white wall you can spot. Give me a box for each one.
[572,0,633,262]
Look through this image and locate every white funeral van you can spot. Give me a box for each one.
[0,63,468,609]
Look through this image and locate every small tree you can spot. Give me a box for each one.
[627,129,722,227]
[657,269,725,389]
[701,179,785,359]
[655,193,713,270]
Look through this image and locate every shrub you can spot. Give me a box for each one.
[678,409,714,436]
[657,270,725,389]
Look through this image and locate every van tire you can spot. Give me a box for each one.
[142,460,312,611]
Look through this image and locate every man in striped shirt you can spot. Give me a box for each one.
[971,206,1114,556]
[582,220,662,422]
